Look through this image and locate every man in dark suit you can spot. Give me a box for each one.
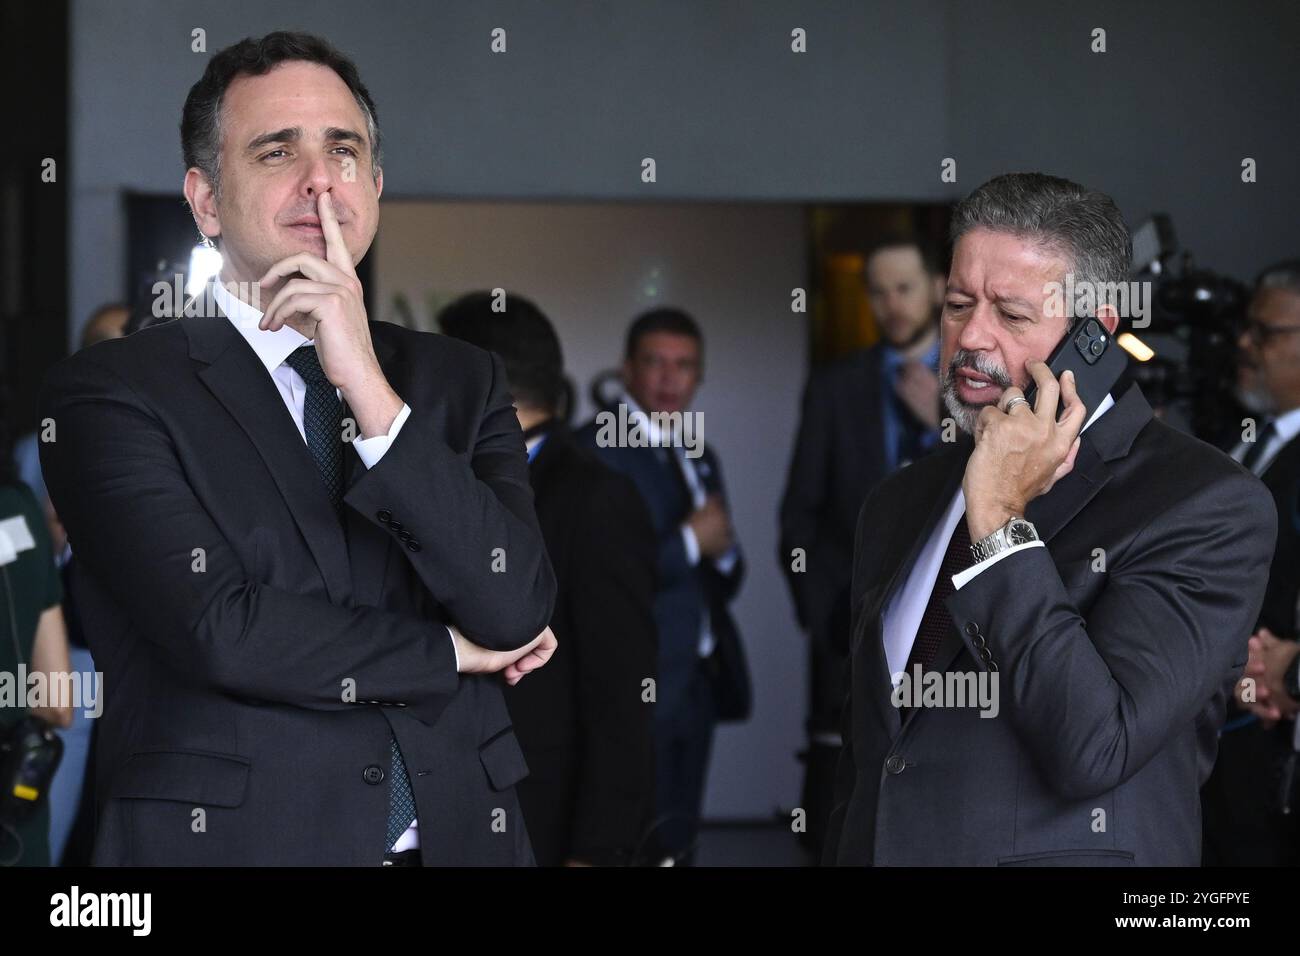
[779,235,945,856]
[824,173,1275,866]
[438,291,658,867]
[577,308,746,864]
[1201,259,1300,865]
[39,32,556,866]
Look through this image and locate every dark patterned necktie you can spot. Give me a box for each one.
[283,346,344,511]
[282,345,417,850]
[904,513,972,673]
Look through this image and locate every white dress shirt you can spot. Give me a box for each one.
[1228,405,1300,477]
[620,392,738,658]
[213,279,430,852]
[882,392,1116,682]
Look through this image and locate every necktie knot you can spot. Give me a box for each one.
[284,345,329,384]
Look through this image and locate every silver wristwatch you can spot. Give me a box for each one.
[969,516,1039,564]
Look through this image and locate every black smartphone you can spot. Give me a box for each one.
[1021,314,1128,422]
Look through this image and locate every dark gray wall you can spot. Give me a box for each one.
[71,0,1299,333]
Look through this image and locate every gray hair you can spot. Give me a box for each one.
[949,173,1132,314]
[1256,259,1300,296]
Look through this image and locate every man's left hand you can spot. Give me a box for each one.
[963,360,1087,542]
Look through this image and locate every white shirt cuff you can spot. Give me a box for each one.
[446,625,460,672]
[681,524,701,566]
[352,403,412,469]
[951,540,1044,590]
[713,545,739,576]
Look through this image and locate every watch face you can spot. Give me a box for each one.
[1007,519,1037,545]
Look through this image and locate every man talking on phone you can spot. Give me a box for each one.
[39,32,556,866]
[824,173,1275,866]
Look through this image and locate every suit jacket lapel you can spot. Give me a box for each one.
[865,438,971,736]
[183,289,353,605]
[924,384,1153,685]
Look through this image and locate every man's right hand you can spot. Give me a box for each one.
[688,494,733,558]
[1236,628,1300,726]
[450,624,558,685]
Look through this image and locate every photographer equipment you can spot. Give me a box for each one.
[1127,214,1248,441]
[0,563,64,865]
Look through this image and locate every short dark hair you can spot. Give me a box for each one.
[949,173,1131,314]
[865,233,941,277]
[181,31,381,197]
[625,307,703,361]
[436,292,566,413]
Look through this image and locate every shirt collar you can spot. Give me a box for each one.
[1082,392,1115,433]
[619,390,671,444]
[212,277,310,375]
[1269,405,1300,445]
[881,337,940,372]
[525,433,548,462]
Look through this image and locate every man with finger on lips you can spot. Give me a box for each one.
[40,32,556,866]
[823,172,1275,866]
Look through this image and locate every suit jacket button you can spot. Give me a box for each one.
[398,530,412,541]
[388,520,404,532]
[973,635,987,649]
[406,540,422,552]
[964,622,980,637]
[363,765,385,785]
[377,510,392,524]
[979,648,993,662]
[885,755,906,775]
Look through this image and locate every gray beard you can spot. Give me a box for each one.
[941,380,982,435]
[1234,383,1275,416]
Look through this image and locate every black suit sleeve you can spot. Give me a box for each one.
[945,470,1276,799]
[40,352,460,726]
[567,474,658,863]
[344,349,556,650]
[779,373,851,631]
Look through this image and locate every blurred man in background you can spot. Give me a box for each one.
[778,235,944,857]
[1202,258,1300,866]
[578,308,747,864]
[439,291,658,866]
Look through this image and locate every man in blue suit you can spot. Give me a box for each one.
[577,308,746,864]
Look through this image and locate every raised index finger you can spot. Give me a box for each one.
[318,192,356,278]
